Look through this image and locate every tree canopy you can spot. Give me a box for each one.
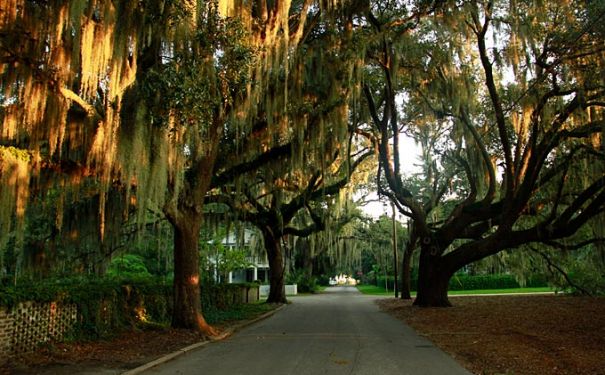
[1,0,604,328]
[362,0,605,305]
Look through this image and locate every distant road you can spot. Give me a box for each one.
[146,286,471,375]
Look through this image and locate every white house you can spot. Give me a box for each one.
[209,228,298,297]
[216,228,270,284]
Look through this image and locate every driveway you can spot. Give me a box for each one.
[145,286,471,374]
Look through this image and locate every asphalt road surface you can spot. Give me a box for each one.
[146,286,471,375]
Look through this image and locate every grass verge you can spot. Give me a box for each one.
[356,284,554,296]
[356,284,397,295]
[204,302,278,324]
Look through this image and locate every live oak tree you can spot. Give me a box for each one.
[206,4,373,302]
[362,0,605,306]
[213,133,372,302]
[0,0,342,333]
[353,213,406,287]
[208,20,372,293]
[3,1,602,339]
[143,0,366,328]
[293,202,370,282]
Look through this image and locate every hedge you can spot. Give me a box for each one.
[448,274,547,290]
[0,277,258,339]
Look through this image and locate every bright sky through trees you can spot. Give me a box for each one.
[362,134,421,219]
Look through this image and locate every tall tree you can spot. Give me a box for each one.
[215,143,372,302]
[0,0,333,333]
[207,4,372,302]
[363,0,605,306]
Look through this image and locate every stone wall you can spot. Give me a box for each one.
[259,284,297,297]
[241,285,260,303]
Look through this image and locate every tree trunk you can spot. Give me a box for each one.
[171,212,218,335]
[262,227,287,303]
[400,243,414,300]
[400,223,418,300]
[302,240,314,278]
[413,241,452,307]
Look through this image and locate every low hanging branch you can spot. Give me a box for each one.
[283,204,326,237]
[544,238,605,252]
[529,245,592,296]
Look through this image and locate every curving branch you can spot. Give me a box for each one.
[59,87,102,121]
[211,143,292,188]
[472,1,514,198]
[283,203,325,237]
[529,246,592,296]
[459,107,496,204]
[545,238,605,251]
[554,176,605,229]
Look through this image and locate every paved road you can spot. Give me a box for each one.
[146,286,471,375]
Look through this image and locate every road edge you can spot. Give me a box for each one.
[121,304,286,375]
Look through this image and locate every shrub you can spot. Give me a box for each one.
[1,277,261,340]
[448,274,547,291]
[1,276,172,338]
[286,270,319,293]
[316,274,330,287]
[107,254,152,278]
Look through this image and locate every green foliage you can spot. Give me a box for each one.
[550,259,605,296]
[107,254,152,278]
[356,215,407,278]
[200,282,258,310]
[375,275,397,291]
[286,269,319,293]
[0,276,172,338]
[200,228,253,283]
[358,285,554,296]
[141,13,255,130]
[203,301,273,324]
[448,274,547,291]
[0,146,31,162]
[216,246,251,279]
[0,277,264,339]
[316,274,331,286]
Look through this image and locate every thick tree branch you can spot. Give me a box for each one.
[554,176,605,229]
[459,107,496,204]
[473,2,514,198]
[59,87,102,121]
[283,204,325,237]
[211,143,292,188]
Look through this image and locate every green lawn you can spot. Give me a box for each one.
[356,284,398,295]
[204,302,277,324]
[356,284,554,296]
[449,287,554,295]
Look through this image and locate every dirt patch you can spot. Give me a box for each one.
[5,296,604,374]
[377,294,605,375]
[3,314,268,375]
[6,328,207,374]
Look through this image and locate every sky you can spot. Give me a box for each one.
[360,134,421,219]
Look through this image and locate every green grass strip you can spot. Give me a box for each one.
[356,285,554,296]
[204,302,277,324]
